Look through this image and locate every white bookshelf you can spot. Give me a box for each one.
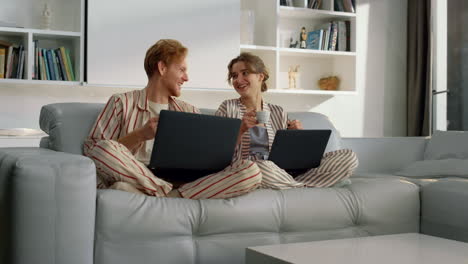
[0,0,84,84]
[240,0,357,94]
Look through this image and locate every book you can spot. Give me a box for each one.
[51,50,61,80]
[345,21,351,51]
[17,46,25,79]
[329,21,338,51]
[10,46,20,78]
[5,46,14,78]
[306,30,323,50]
[334,0,345,12]
[59,47,72,81]
[65,48,75,81]
[55,49,69,81]
[33,40,38,80]
[337,21,347,51]
[46,49,56,80]
[0,48,5,78]
[343,0,355,12]
[39,49,47,80]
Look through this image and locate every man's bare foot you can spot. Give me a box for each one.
[167,189,182,198]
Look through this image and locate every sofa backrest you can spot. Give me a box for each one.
[39,103,342,155]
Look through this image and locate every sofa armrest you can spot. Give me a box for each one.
[342,137,427,173]
[0,148,96,264]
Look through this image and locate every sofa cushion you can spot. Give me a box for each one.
[94,178,419,264]
[396,159,468,178]
[421,178,468,243]
[424,130,468,160]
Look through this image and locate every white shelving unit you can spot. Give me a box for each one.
[240,0,357,94]
[0,0,84,84]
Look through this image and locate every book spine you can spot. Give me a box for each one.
[43,49,50,80]
[33,40,38,80]
[46,49,57,80]
[330,22,338,51]
[60,47,72,81]
[15,45,24,79]
[51,50,61,81]
[65,49,75,81]
[5,46,13,78]
[11,47,19,79]
[39,49,47,80]
[0,48,5,78]
[345,20,351,51]
[338,21,347,51]
[18,46,25,79]
[56,49,68,81]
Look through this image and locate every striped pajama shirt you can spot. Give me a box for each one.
[215,98,358,189]
[83,88,261,199]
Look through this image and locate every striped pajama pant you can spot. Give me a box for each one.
[86,140,262,199]
[255,149,358,189]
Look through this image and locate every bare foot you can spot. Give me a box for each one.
[167,189,182,198]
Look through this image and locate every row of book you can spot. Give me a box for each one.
[0,39,76,81]
[305,20,351,51]
[334,0,355,13]
[32,41,76,81]
[0,40,26,79]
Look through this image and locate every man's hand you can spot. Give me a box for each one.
[118,116,159,151]
[137,116,159,141]
[287,119,303,130]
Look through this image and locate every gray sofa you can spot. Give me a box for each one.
[1,103,467,264]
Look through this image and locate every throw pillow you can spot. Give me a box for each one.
[288,112,342,152]
[396,159,468,177]
[424,130,468,160]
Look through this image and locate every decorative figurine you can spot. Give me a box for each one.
[300,27,307,49]
[41,3,52,30]
[289,37,298,48]
[288,65,300,89]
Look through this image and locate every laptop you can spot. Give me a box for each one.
[148,110,241,182]
[268,129,331,176]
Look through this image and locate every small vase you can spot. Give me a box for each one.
[41,3,52,30]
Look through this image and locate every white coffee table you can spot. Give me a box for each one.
[246,233,468,264]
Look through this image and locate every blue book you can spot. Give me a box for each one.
[42,49,50,80]
[46,49,56,80]
[306,30,323,50]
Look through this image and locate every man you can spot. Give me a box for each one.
[84,39,261,199]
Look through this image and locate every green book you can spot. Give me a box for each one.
[65,48,75,81]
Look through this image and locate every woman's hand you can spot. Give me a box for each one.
[240,110,257,134]
[287,119,303,130]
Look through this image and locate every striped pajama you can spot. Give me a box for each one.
[216,98,359,189]
[84,88,261,199]
[256,149,358,189]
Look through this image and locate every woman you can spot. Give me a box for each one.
[216,52,358,189]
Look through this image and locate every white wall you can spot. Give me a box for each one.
[0,0,408,139]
